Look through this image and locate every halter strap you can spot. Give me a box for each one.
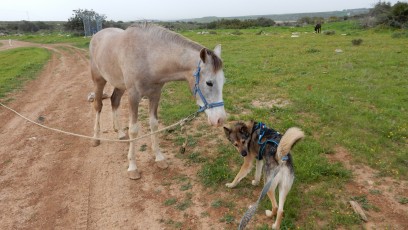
[193,60,224,113]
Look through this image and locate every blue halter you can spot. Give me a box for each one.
[193,60,224,113]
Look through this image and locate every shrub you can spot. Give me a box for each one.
[231,30,243,35]
[352,38,363,45]
[323,30,336,35]
[391,31,408,38]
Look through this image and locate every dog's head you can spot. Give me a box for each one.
[223,122,252,157]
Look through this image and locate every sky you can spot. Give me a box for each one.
[0,0,404,21]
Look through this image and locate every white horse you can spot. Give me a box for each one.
[89,24,227,179]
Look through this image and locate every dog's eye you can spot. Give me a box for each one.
[241,140,246,144]
[234,143,238,147]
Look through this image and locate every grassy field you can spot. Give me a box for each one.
[7,33,90,49]
[160,22,407,228]
[0,47,51,99]
[2,21,407,229]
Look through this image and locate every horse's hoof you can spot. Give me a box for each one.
[92,140,100,147]
[128,170,141,180]
[118,132,127,140]
[156,160,168,169]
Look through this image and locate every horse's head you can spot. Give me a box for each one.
[193,45,227,127]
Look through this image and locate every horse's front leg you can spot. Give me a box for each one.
[127,89,141,179]
[149,92,168,169]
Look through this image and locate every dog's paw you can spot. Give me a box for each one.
[265,210,273,217]
[272,223,278,229]
[225,182,236,188]
[252,180,259,186]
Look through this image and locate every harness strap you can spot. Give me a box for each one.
[254,122,288,161]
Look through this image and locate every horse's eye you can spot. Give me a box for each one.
[206,81,213,87]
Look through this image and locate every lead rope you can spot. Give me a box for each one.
[0,102,198,143]
[238,166,281,230]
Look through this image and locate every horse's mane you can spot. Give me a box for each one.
[128,23,222,72]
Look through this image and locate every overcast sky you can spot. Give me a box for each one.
[0,0,404,21]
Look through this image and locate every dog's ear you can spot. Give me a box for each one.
[239,125,250,138]
[223,127,231,137]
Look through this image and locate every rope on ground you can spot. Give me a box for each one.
[238,166,281,230]
[0,102,198,143]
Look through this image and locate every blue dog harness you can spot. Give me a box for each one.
[254,122,289,161]
[193,60,224,113]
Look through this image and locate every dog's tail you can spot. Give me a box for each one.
[276,127,304,162]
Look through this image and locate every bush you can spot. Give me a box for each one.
[391,31,408,38]
[323,30,336,35]
[352,38,363,45]
[231,30,243,35]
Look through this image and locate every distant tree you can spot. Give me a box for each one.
[64,9,106,34]
[6,23,18,31]
[391,1,408,25]
[369,1,392,25]
[65,10,84,32]
[370,1,392,17]
[297,17,323,25]
[328,16,340,22]
[255,17,275,27]
[312,17,324,24]
[298,17,312,24]
[35,21,54,30]
[367,1,408,28]
[103,20,129,29]
[18,21,39,33]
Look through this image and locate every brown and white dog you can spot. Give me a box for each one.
[223,121,304,230]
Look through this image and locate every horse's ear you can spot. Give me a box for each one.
[213,44,221,58]
[200,48,207,63]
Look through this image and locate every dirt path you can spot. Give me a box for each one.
[0,40,227,230]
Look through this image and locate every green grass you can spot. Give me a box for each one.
[0,47,51,99]
[7,33,90,49]
[158,21,407,229]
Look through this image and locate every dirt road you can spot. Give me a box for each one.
[0,41,227,229]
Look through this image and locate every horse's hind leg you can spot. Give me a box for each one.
[127,88,141,179]
[111,88,126,140]
[148,90,168,169]
[91,73,107,147]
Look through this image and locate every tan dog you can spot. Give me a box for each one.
[224,121,304,229]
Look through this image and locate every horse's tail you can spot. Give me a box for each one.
[276,127,304,162]
[238,167,280,230]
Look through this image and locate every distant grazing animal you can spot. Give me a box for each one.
[89,24,227,179]
[224,121,304,230]
[315,23,321,33]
